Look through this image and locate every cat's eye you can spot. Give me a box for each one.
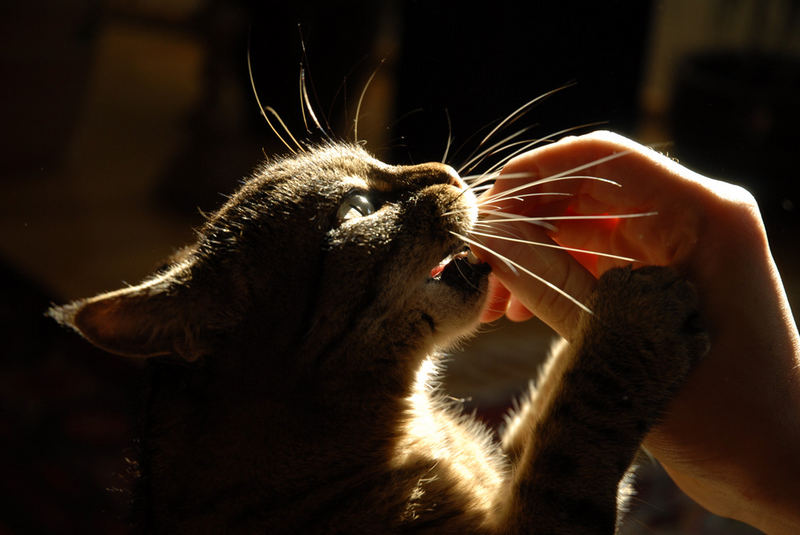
[337,193,375,222]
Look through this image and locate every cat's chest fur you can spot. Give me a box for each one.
[50,142,706,533]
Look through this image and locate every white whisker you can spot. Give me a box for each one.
[297,26,332,137]
[247,45,302,154]
[470,184,495,193]
[528,174,621,188]
[266,107,304,153]
[468,150,635,210]
[478,192,572,206]
[479,175,620,205]
[477,210,557,231]
[451,231,593,314]
[300,67,330,139]
[472,221,527,241]
[460,171,501,194]
[354,59,385,143]
[543,150,634,181]
[298,68,309,133]
[480,171,537,180]
[458,127,535,176]
[477,121,608,180]
[467,229,640,263]
[442,194,567,218]
[513,192,573,200]
[461,170,497,182]
[477,137,550,179]
[479,211,658,224]
[464,159,547,194]
[477,84,573,149]
[460,171,533,187]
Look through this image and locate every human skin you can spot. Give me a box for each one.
[474,131,800,534]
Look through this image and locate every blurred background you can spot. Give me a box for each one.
[1,0,797,532]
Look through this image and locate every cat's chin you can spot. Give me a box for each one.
[417,247,490,342]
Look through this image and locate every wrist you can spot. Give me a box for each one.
[655,453,800,534]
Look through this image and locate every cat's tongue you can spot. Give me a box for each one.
[430,262,447,278]
[429,250,483,279]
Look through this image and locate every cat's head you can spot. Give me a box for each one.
[49,144,489,386]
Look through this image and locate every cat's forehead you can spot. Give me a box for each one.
[306,143,393,187]
[251,142,457,200]
[253,143,394,195]
[338,174,370,191]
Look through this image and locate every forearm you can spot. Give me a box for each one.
[647,236,800,533]
[719,287,800,534]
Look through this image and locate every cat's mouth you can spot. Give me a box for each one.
[429,246,490,289]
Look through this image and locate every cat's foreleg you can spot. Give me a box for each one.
[497,266,708,534]
[499,337,573,463]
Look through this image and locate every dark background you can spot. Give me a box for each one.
[1,1,797,532]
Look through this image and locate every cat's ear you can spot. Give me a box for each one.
[48,265,211,361]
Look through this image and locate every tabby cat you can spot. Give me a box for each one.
[49,142,707,533]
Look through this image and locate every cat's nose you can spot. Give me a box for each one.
[395,162,466,190]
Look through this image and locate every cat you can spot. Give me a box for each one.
[49,141,707,533]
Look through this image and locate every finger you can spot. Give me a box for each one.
[471,220,597,340]
[480,274,511,323]
[505,296,534,322]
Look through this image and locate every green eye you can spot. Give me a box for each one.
[337,193,375,221]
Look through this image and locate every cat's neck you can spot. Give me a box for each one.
[137,344,430,530]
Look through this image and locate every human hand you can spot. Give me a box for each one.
[473,131,800,533]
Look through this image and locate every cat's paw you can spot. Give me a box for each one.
[586,265,709,392]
